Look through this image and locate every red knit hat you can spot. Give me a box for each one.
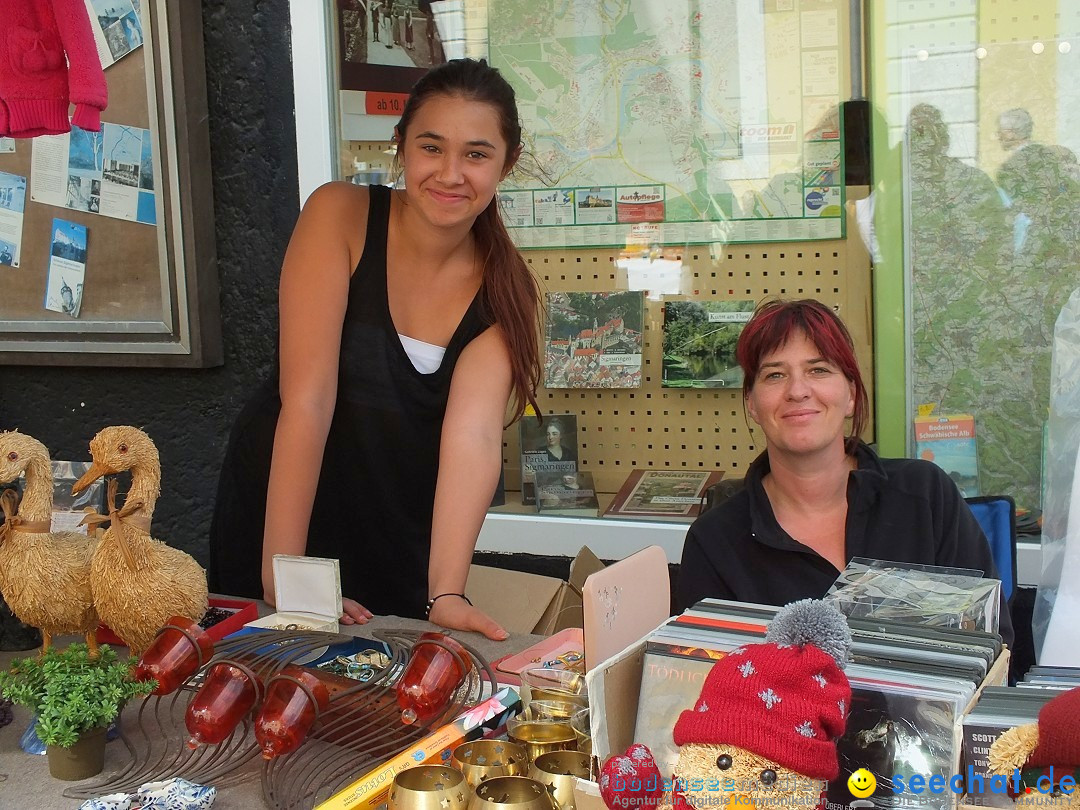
[672,600,852,781]
[1027,686,1080,768]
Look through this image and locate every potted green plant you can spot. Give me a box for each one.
[0,643,156,780]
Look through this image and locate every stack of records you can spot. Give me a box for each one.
[1014,665,1080,691]
[635,598,1005,810]
[961,667,1080,807]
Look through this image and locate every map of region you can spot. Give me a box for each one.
[491,0,741,212]
[489,0,842,247]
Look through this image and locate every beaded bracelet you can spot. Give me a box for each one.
[425,592,473,618]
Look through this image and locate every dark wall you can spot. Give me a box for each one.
[0,1,299,563]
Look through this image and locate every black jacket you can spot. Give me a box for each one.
[677,443,1014,646]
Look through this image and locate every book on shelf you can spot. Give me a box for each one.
[518,413,578,506]
[914,412,980,497]
[544,291,645,389]
[535,470,600,517]
[603,469,725,522]
[661,299,754,389]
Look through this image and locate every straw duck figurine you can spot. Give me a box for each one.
[0,431,100,655]
[73,426,208,655]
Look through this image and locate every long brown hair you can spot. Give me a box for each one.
[395,59,542,422]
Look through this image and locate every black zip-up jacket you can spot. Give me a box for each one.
[677,442,1014,647]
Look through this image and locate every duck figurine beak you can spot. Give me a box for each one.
[72,460,113,495]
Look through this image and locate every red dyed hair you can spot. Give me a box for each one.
[736,298,869,452]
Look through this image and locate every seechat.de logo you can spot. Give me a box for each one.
[847,769,877,799]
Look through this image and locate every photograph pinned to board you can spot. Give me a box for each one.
[544,290,645,388]
[662,299,755,388]
[85,0,144,68]
[337,0,459,141]
[44,219,88,319]
[0,138,14,153]
[31,121,157,226]
[0,170,28,268]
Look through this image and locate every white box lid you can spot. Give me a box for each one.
[272,554,342,620]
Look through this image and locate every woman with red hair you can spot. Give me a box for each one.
[677,298,1012,644]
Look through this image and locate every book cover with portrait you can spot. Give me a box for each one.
[518,413,578,505]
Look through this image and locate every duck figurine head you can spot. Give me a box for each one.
[73,426,161,505]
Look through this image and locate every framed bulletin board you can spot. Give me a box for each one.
[0,0,220,367]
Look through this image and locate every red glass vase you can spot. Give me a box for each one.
[185,662,261,747]
[134,616,214,696]
[254,666,330,759]
[395,632,472,726]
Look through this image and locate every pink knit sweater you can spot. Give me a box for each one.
[0,0,108,137]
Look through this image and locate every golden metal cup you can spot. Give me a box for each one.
[452,739,529,787]
[529,751,590,810]
[506,715,577,765]
[468,776,557,810]
[388,765,471,810]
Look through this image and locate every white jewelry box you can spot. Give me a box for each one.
[245,554,343,633]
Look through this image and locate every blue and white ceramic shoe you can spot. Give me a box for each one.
[136,777,217,809]
[78,794,132,810]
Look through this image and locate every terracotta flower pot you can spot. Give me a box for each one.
[46,725,108,781]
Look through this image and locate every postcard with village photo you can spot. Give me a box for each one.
[544,291,644,388]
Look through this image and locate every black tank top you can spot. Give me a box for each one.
[210,184,492,618]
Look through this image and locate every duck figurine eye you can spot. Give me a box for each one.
[6,452,16,461]
[716,754,732,770]
[759,769,777,786]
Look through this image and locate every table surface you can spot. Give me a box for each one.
[0,609,543,810]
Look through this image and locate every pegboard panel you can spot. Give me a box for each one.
[340,141,397,172]
[338,144,873,498]
[504,221,874,496]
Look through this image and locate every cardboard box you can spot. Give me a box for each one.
[466,546,605,635]
[246,554,342,633]
[585,636,1011,804]
[95,596,259,647]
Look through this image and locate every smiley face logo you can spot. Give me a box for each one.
[847,769,876,798]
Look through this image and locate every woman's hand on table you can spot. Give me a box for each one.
[340,597,374,625]
[429,596,508,641]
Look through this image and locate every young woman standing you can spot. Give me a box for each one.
[210,59,542,641]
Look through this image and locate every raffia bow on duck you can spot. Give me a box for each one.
[73,426,208,655]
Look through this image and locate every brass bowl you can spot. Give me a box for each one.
[506,716,577,765]
[452,739,529,787]
[389,765,471,810]
[530,751,591,810]
[468,776,556,810]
